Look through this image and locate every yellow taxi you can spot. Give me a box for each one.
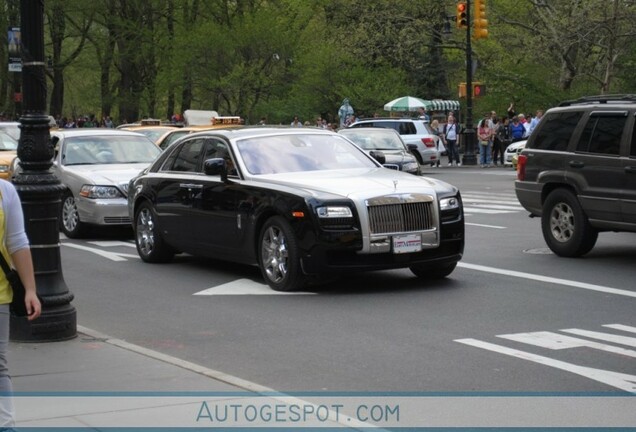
[156,111,243,150]
[119,119,179,145]
[0,130,18,180]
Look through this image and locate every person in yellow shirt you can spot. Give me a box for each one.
[1,178,41,428]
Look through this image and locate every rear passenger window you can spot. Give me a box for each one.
[576,114,626,156]
[531,111,582,151]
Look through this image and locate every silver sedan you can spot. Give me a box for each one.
[38,129,161,238]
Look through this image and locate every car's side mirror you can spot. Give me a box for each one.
[369,150,386,164]
[203,158,228,182]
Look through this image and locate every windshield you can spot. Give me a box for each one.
[135,127,176,143]
[340,130,405,151]
[236,133,377,175]
[62,135,161,166]
[0,132,18,151]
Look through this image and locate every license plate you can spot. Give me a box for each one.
[392,234,422,254]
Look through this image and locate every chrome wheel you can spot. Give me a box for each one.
[134,202,174,263]
[62,195,80,232]
[261,225,288,283]
[136,207,156,257]
[548,202,575,243]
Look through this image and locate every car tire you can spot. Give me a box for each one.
[135,202,174,263]
[258,216,306,292]
[541,188,598,257]
[409,262,457,279]
[60,192,85,238]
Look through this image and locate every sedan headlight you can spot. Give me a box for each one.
[439,196,460,211]
[402,162,418,172]
[79,185,123,199]
[0,165,8,173]
[316,206,353,218]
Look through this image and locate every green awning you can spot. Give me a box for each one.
[423,100,461,112]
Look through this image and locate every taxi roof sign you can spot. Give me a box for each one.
[183,109,220,126]
[140,118,161,126]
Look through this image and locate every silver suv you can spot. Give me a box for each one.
[515,95,636,257]
[348,118,441,166]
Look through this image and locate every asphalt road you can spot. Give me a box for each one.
[59,166,636,393]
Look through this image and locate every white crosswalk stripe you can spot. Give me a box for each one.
[462,191,524,215]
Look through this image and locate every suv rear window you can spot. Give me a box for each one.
[530,111,582,151]
[353,121,416,135]
[576,112,627,156]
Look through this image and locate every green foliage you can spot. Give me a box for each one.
[6,0,636,122]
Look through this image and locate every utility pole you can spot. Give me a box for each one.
[12,0,76,341]
[461,0,477,166]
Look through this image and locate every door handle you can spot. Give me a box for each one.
[179,183,203,189]
[568,160,584,169]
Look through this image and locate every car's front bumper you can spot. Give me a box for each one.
[77,196,131,226]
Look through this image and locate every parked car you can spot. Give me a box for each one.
[14,129,162,238]
[504,140,526,168]
[515,94,636,257]
[128,127,464,291]
[338,127,420,175]
[0,131,18,180]
[347,118,441,166]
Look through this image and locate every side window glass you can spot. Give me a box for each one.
[631,121,636,158]
[168,138,205,172]
[531,111,582,151]
[576,115,625,156]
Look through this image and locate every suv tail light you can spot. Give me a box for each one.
[421,137,436,148]
[517,154,527,180]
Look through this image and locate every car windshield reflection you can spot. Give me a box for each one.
[62,136,161,166]
[340,130,405,151]
[236,134,377,175]
[0,132,18,151]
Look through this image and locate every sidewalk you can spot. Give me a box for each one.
[8,326,363,429]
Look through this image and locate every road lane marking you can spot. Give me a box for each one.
[560,329,636,348]
[604,324,636,334]
[462,208,516,214]
[458,262,636,298]
[88,240,136,248]
[497,331,636,357]
[465,222,506,229]
[63,242,140,261]
[193,278,315,295]
[454,338,636,393]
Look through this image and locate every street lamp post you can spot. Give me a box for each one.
[461,0,477,166]
[11,0,76,341]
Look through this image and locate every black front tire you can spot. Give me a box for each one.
[410,262,457,279]
[60,192,85,238]
[258,216,306,292]
[135,202,174,263]
[541,188,598,257]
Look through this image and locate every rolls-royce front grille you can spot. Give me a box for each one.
[368,201,434,234]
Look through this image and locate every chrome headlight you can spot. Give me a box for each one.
[439,196,460,211]
[317,206,353,218]
[0,165,8,173]
[79,185,123,199]
[402,162,418,172]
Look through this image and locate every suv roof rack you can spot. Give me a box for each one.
[558,94,636,107]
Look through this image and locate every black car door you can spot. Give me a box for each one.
[570,111,626,224]
[622,116,636,224]
[191,138,250,260]
[152,137,208,250]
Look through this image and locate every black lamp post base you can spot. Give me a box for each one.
[10,305,77,342]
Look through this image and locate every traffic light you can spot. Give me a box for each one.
[473,0,488,39]
[458,82,467,98]
[473,82,486,97]
[456,2,468,29]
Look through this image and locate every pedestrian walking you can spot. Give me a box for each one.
[0,179,41,428]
